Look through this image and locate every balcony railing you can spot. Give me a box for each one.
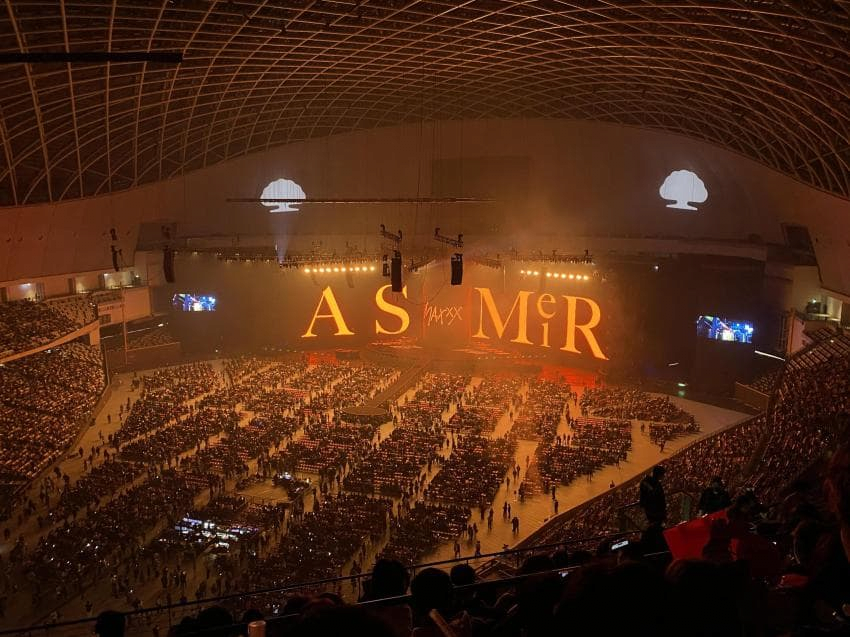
[0,531,647,637]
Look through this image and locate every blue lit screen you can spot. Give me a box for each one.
[696,315,753,344]
[172,294,217,312]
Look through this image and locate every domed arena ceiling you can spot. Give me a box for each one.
[0,0,848,206]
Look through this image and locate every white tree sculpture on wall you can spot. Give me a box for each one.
[260,178,306,213]
[659,169,708,211]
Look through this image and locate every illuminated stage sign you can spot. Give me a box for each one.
[301,284,608,360]
[424,302,463,327]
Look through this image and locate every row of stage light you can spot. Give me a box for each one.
[303,264,378,273]
[519,269,592,281]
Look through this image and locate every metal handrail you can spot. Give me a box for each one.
[0,550,674,637]
[0,530,637,635]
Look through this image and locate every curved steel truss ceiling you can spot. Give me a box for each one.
[0,0,849,206]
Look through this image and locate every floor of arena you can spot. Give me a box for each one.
[4,357,749,627]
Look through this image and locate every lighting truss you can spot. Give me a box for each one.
[469,255,503,269]
[273,250,383,274]
[229,197,492,204]
[434,227,464,248]
[379,224,403,246]
[519,269,594,282]
[513,250,594,265]
[302,264,378,274]
[406,256,435,273]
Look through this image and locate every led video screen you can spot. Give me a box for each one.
[172,294,217,312]
[696,315,753,344]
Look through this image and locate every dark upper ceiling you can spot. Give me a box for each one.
[0,0,849,206]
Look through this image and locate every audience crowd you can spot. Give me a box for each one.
[448,376,523,434]
[252,494,392,587]
[44,295,98,327]
[0,299,90,357]
[425,435,517,507]
[51,459,141,523]
[747,368,782,394]
[150,413,850,637]
[645,419,701,446]
[341,372,466,498]
[4,332,850,636]
[0,342,105,487]
[538,416,631,487]
[104,326,179,352]
[10,470,201,610]
[749,340,850,504]
[378,502,471,566]
[119,409,241,466]
[580,386,695,425]
[114,364,219,443]
[510,380,572,441]
[151,339,850,637]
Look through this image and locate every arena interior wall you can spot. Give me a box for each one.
[0,119,848,295]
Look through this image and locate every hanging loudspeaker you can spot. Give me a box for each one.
[111,246,120,272]
[451,253,463,286]
[391,251,402,292]
[163,247,175,283]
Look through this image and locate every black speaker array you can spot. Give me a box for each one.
[163,247,175,283]
[451,253,463,286]
[391,251,402,292]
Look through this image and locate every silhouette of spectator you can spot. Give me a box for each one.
[640,465,667,525]
[94,611,125,637]
[826,441,850,561]
[410,568,454,628]
[291,605,394,637]
[698,476,731,515]
[363,558,413,637]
